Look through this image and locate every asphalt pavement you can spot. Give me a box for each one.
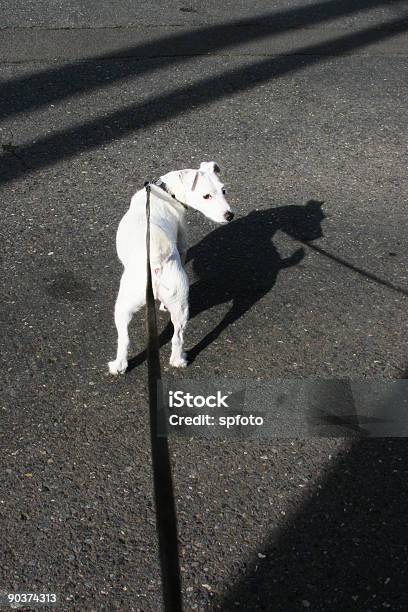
[1,1,408,610]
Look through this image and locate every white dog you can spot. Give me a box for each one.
[108,161,234,375]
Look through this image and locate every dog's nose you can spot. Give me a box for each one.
[224,211,234,222]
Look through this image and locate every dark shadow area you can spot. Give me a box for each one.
[127,201,324,371]
[1,0,405,122]
[217,383,408,610]
[45,271,94,302]
[187,201,324,362]
[310,408,392,435]
[2,12,408,185]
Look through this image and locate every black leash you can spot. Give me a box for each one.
[144,182,183,612]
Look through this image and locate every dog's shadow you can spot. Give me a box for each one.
[127,200,325,370]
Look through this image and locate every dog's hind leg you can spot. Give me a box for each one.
[167,298,189,368]
[108,270,144,375]
[158,260,189,368]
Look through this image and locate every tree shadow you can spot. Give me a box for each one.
[0,0,404,122]
[2,11,408,185]
[127,200,324,371]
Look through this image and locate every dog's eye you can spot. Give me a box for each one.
[203,194,212,200]
[222,188,227,195]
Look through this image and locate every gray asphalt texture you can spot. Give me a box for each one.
[1,1,408,610]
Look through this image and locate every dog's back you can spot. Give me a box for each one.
[116,187,182,272]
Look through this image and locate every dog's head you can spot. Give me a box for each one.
[162,162,234,224]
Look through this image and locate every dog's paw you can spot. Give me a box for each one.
[108,359,128,375]
[159,302,167,312]
[170,352,188,368]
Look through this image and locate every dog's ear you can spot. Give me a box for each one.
[179,169,200,192]
[199,161,221,175]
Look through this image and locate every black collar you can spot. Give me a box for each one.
[152,179,188,210]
